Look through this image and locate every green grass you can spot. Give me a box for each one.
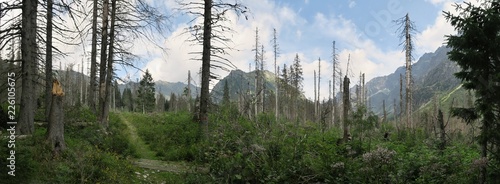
[123,111,201,162]
[0,107,488,183]
[117,113,157,160]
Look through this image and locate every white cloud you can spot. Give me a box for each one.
[415,1,457,53]
[2,0,468,100]
[348,0,356,8]
[415,0,481,54]
[139,0,307,91]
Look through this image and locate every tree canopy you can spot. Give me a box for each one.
[445,1,500,182]
[136,69,156,113]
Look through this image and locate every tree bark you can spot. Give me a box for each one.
[98,0,109,127]
[100,0,117,128]
[273,29,279,123]
[405,14,412,129]
[314,70,317,121]
[46,80,66,155]
[399,73,403,124]
[18,0,37,135]
[332,41,336,128]
[342,76,350,142]
[45,0,53,121]
[437,109,446,151]
[200,0,212,134]
[88,0,99,113]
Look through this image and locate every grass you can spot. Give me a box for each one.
[118,113,157,160]
[0,106,489,183]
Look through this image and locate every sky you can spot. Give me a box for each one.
[1,0,469,100]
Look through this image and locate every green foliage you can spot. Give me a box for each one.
[0,113,138,183]
[445,2,500,181]
[65,106,97,123]
[187,108,483,183]
[136,69,156,113]
[125,112,201,161]
[122,87,134,111]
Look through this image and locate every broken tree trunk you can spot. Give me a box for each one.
[46,79,66,156]
[437,109,446,152]
[342,75,350,142]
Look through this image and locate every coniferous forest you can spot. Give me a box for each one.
[1,0,500,183]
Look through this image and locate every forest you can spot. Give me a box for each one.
[1,0,500,183]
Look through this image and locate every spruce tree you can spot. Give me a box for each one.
[445,2,500,182]
[136,69,156,113]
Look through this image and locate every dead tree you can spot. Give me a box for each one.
[98,0,110,126]
[17,0,38,135]
[396,13,416,129]
[331,41,338,127]
[314,70,317,121]
[399,73,403,124]
[45,0,54,121]
[180,0,248,133]
[272,28,279,122]
[382,100,387,123]
[437,109,445,151]
[342,75,350,142]
[99,0,118,128]
[46,79,66,156]
[317,57,321,122]
[88,0,99,113]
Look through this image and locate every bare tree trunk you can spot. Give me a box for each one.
[405,14,412,129]
[45,0,53,121]
[18,0,37,135]
[437,109,446,151]
[98,0,109,126]
[46,80,66,155]
[254,27,259,119]
[317,58,321,122]
[188,70,191,112]
[362,73,365,107]
[100,0,117,128]
[342,76,350,142]
[329,80,332,129]
[332,41,336,128]
[338,70,343,123]
[273,29,279,122]
[399,73,403,125]
[260,45,265,113]
[382,100,387,123]
[88,0,99,113]
[394,98,399,131]
[314,70,317,121]
[199,0,212,133]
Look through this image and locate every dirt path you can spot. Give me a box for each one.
[118,113,206,174]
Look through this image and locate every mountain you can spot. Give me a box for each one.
[119,80,199,100]
[364,46,461,115]
[210,69,277,103]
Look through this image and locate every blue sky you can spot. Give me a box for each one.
[130,0,462,100]
[0,0,464,100]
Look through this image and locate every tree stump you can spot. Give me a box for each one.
[46,79,66,156]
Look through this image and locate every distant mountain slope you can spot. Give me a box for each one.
[52,68,199,101]
[210,69,277,103]
[119,80,199,100]
[364,46,461,115]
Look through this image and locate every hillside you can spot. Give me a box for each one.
[210,69,277,103]
[119,80,199,100]
[363,46,461,116]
